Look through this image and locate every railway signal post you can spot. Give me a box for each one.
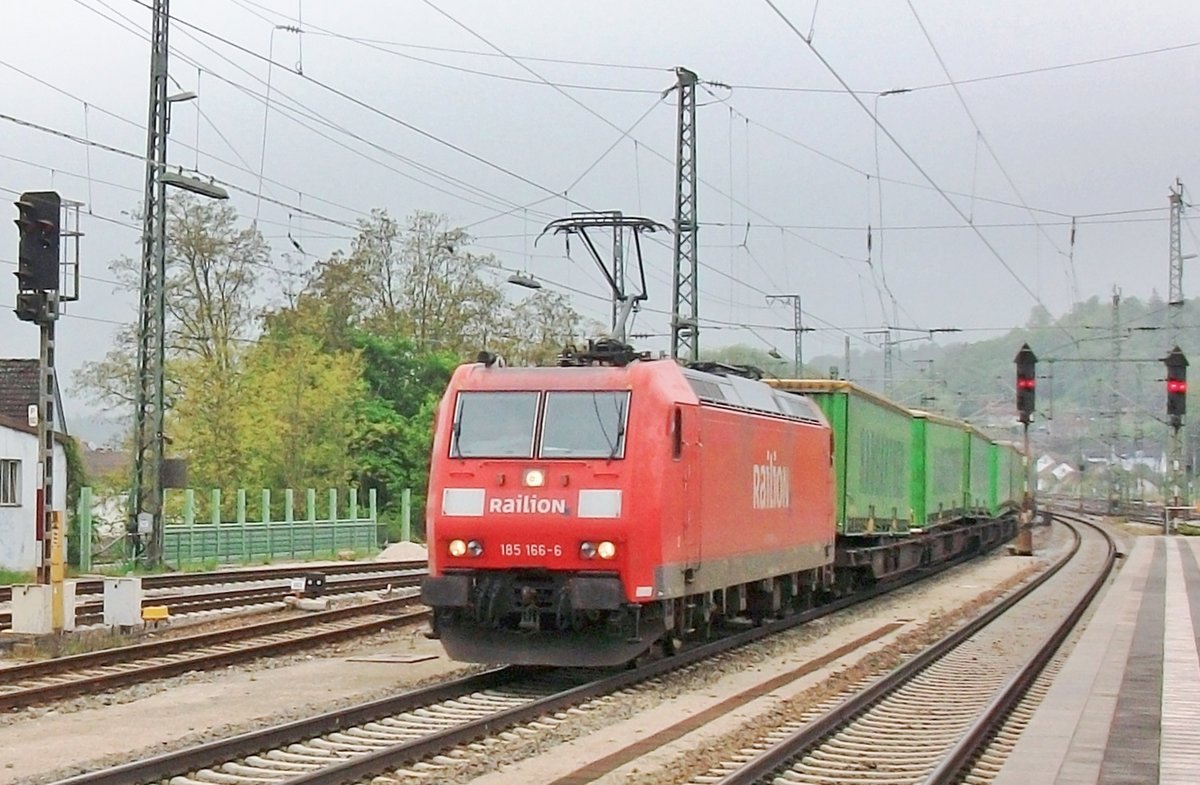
[1164,346,1188,532]
[1015,344,1037,556]
[12,190,82,634]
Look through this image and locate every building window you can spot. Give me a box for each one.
[0,460,19,506]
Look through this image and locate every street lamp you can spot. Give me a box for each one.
[507,271,542,290]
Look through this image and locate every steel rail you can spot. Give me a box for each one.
[920,511,1117,785]
[47,667,522,785]
[0,559,426,603]
[705,513,1109,785]
[69,571,423,625]
[1,563,426,630]
[52,519,1020,785]
[0,598,427,711]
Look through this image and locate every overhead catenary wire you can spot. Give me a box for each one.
[904,0,1078,301]
[762,0,1078,346]
[75,0,554,222]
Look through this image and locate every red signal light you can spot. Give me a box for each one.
[1017,377,1036,390]
[1168,379,1187,394]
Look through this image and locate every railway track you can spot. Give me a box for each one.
[47,528,1032,785]
[678,511,1115,785]
[0,560,425,631]
[0,597,428,712]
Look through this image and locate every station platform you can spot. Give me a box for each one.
[993,535,1200,785]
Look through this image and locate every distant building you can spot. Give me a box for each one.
[0,359,69,571]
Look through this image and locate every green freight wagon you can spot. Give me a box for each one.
[771,380,913,535]
[966,427,993,515]
[910,411,970,529]
[990,441,1025,512]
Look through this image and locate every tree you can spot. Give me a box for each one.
[498,289,586,366]
[164,195,266,371]
[75,193,268,413]
[350,332,458,539]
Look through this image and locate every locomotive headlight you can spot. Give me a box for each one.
[448,539,468,557]
[523,468,545,487]
[467,539,484,557]
[597,541,616,560]
[579,541,597,560]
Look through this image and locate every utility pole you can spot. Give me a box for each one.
[766,293,812,377]
[1167,180,1194,511]
[1168,179,1186,346]
[130,0,172,566]
[1108,289,1122,512]
[865,328,894,396]
[670,66,699,363]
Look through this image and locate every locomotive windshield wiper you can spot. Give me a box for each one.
[451,416,464,457]
[608,395,627,461]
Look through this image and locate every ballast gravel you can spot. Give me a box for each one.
[2,525,1072,785]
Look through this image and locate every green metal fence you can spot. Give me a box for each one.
[160,488,379,568]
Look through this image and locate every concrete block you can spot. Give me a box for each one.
[11,582,77,634]
[103,577,143,627]
[294,596,330,612]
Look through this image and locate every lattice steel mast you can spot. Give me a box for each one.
[130,0,171,564]
[1169,179,1185,345]
[670,67,699,362]
[1108,289,1122,510]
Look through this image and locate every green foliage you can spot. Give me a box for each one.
[237,330,365,490]
[350,331,457,539]
[74,200,592,535]
[63,436,88,567]
[0,569,34,585]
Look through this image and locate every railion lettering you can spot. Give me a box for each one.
[488,495,568,515]
[752,450,790,510]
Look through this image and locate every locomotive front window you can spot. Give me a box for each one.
[540,391,629,459]
[452,391,539,458]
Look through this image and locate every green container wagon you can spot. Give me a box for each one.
[910,411,970,529]
[967,427,993,515]
[772,380,913,535]
[990,441,1024,512]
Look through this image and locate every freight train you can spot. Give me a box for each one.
[420,353,1021,667]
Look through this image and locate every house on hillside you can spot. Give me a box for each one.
[0,360,69,572]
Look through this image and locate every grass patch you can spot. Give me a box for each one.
[0,569,34,585]
[1177,522,1200,536]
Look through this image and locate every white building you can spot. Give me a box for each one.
[0,414,68,571]
[0,414,69,571]
[0,358,69,573]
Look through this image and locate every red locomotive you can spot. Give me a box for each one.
[421,355,836,666]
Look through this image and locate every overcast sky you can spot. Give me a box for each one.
[2,0,1198,435]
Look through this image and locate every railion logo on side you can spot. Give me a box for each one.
[752,450,790,510]
[488,494,569,515]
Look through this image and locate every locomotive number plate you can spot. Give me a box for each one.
[500,543,563,557]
